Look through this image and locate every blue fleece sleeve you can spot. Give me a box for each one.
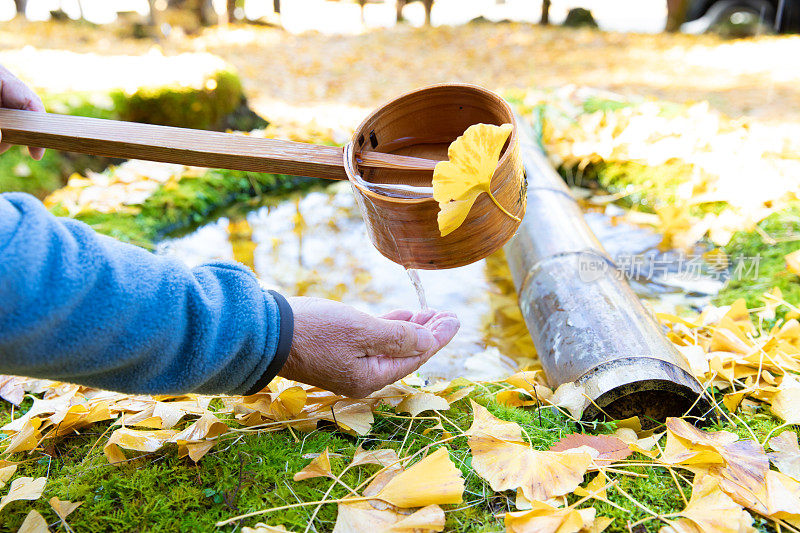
[0,192,292,396]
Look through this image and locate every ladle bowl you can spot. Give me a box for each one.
[344,84,526,269]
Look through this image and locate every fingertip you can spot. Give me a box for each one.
[432,316,460,345]
[380,309,414,321]
[410,308,437,324]
[25,98,45,113]
[414,325,436,353]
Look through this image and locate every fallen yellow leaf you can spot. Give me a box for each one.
[3,418,43,455]
[170,413,229,461]
[762,470,800,521]
[504,501,597,533]
[294,448,334,481]
[771,374,800,424]
[375,448,464,507]
[662,474,755,533]
[0,465,17,489]
[242,524,294,533]
[350,446,400,469]
[103,428,178,465]
[661,418,769,512]
[17,509,48,533]
[432,123,516,237]
[0,476,47,512]
[50,496,83,526]
[466,401,592,501]
[396,392,450,417]
[333,501,445,533]
[575,471,610,501]
[768,432,800,481]
[785,249,800,276]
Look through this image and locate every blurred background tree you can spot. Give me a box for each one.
[12,0,26,18]
[666,0,690,30]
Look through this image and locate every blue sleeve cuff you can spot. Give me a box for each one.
[243,290,294,395]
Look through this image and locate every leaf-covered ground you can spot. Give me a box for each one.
[1,18,800,533]
[6,17,800,128]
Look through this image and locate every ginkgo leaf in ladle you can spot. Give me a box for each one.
[432,122,519,237]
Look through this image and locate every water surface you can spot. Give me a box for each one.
[158,182,723,381]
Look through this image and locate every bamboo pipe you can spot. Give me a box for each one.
[0,108,440,181]
[504,118,710,425]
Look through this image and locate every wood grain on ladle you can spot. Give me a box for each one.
[0,108,440,181]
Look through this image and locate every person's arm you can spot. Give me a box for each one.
[0,194,459,396]
[0,192,290,395]
[0,66,459,397]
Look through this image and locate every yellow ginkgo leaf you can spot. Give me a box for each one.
[466,401,593,501]
[664,475,755,533]
[319,399,375,436]
[242,525,293,533]
[169,413,229,462]
[504,501,597,533]
[3,417,43,455]
[333,501,445,533]
[17,510,48,533]
[786,249,800,277]
[294,448,334,481]
[660,418,769,511]
[575,471,610,500]
[103,428,178,465]
[0,465,17,489]
[171,413,229,443]
[375,448,464,507]
[432,122,517,237]
[771,374,800,424]
[763,470,800,520]
[50,496,83,525]
[0,476,47,512]
[396,392,450,417]
[768,432,800,481]
[350,446,400,469]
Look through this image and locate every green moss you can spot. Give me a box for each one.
[49,169,325,248]
[111,70,246,131]
[0,387,571,532]
[716,204,800,313]
[43,70,248,131]
[1,382,787,532]
[0,69,256,198]
[581,96,631,114]
[0,146,65,197]
[558,159,695,212]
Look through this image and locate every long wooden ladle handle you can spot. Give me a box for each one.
[0,108,439,180]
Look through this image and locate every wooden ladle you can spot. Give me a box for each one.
[0,83,526,270]
[0,108,439,181]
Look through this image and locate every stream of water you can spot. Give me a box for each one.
[157,181,724,382]
[406,269,429,311]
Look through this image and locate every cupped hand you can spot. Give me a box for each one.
[279,297,459,398]
[0,64,45,160]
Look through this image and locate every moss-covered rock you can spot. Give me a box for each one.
[557,159,696,212]
[48,167,324,248]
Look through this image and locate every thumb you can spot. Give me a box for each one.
[364,317,436,358]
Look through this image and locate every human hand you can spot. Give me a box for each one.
[0,64,45,160]
[279,297,459,398]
